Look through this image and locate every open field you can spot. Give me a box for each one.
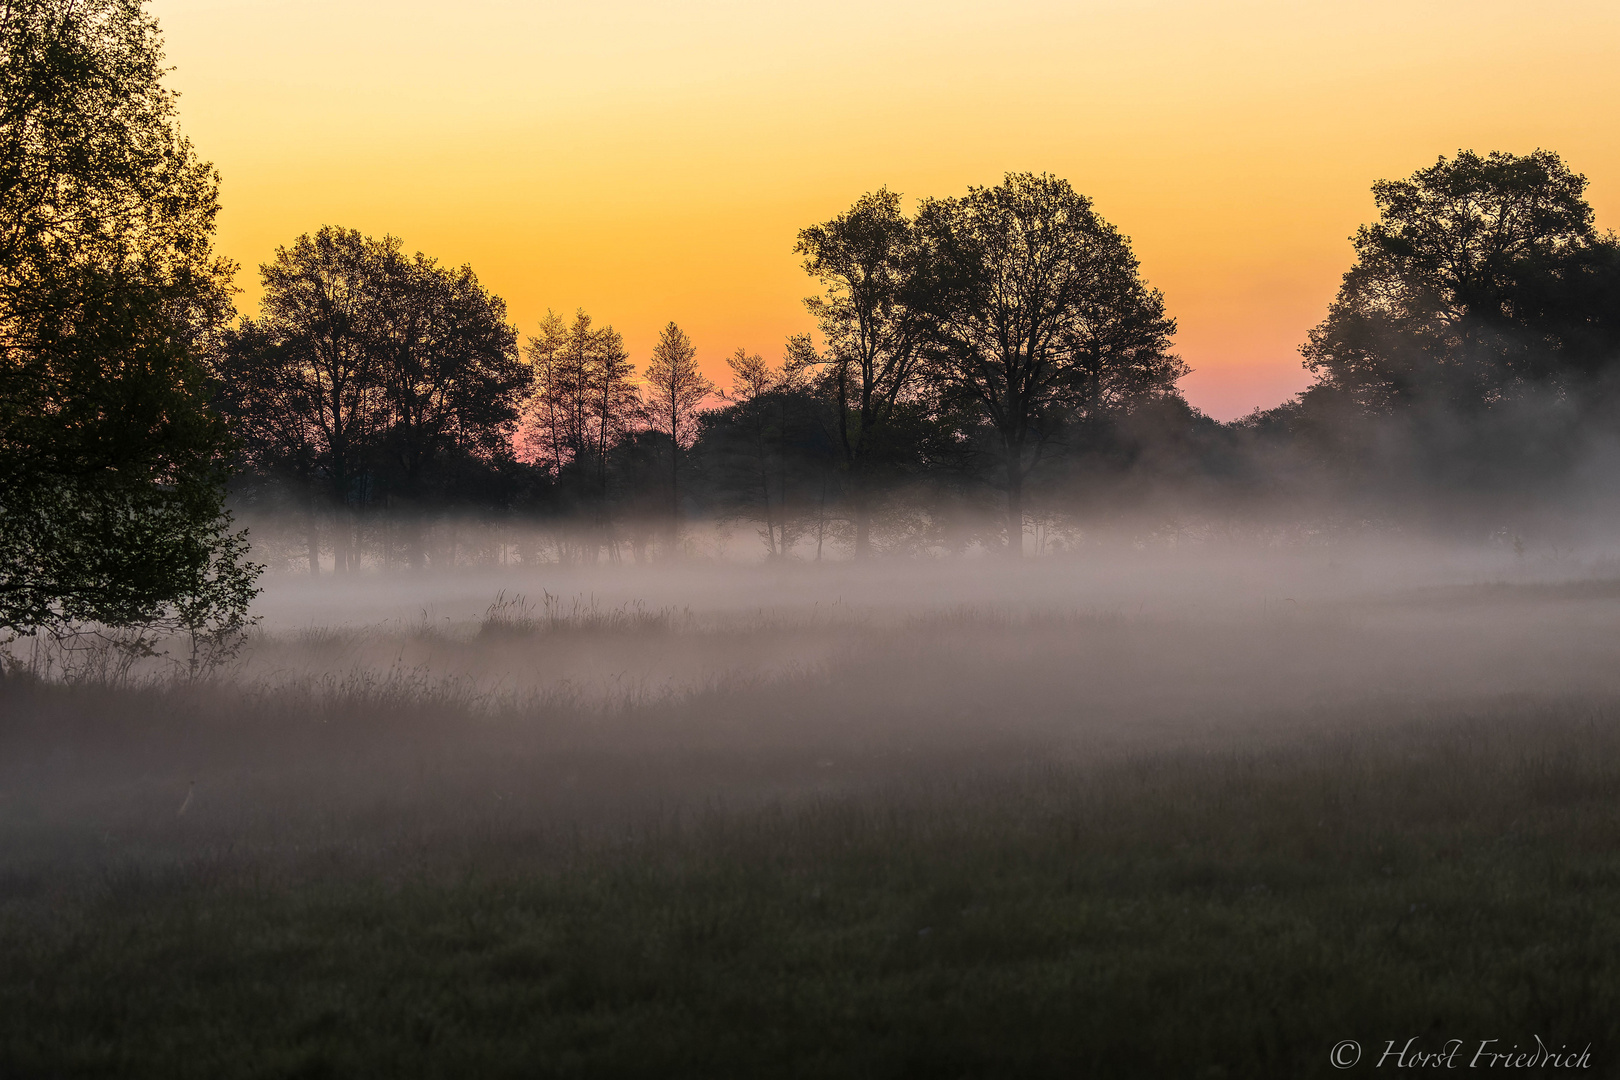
[4,549,1620,1077]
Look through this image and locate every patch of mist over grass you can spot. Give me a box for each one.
[477,590,690,638]
[4,545,1620,1075]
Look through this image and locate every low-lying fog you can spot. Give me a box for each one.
[8,533,1620,874]
[228,539,1620,736]
[13,535,1620,1079]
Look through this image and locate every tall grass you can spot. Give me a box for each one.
[4,576,1620,1076]
[478,590,689,637]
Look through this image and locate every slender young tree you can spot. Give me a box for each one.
[917,173,1179,556]
[520,310,636,478]
[518,310,578,475]
[726,346,774,403]
[589,324,638,518]
[516,309,637,560]
[642,321,714,555]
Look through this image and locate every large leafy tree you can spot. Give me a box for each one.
[368,240,526,504]
[1303,150,1620,412]
[917,173,1181,555]
[795,189,932,557]
[225,227,378,573]
[220,229,527,571]
[0,0,259,651]
[212,314,325,573]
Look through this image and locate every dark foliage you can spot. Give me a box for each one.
[207,153,1620,563]
[216,228,529,570]
[1243,150,1620,528]
[794,190,935,556]
[1303,150,1617,412]
[916,173,1185,552]
[0,0,258,651]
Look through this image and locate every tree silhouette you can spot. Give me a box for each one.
[705,341,826,557]
[221,229,528,570]
[214,317,325,573]
[189,155,1620,561]
[0,0,258,651]
[916,173,1179,556]
[517,309,637,559]
[1303,150,1619,412]
[642,321,715,556]
[244,227,381,573]
[795,189,932,557]
[367,240,525,563]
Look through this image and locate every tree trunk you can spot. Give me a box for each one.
[758,446,777,558]
[329,428,348,573]
[669,434,681,560]
[1005,443,1024,559]
[307,508,320,577]
[852,479,871,559]
[815,471,828,561]
[329,466,350,573]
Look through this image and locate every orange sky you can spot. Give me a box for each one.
[155,0,1620,420]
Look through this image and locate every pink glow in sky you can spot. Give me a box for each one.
[155,0,1620,419]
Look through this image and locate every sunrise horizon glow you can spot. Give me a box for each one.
[154,0,1620,421]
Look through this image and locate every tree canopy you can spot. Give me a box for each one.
[917,172,1182,554]
[795,189,932,556]
[0,0,257,651]
[1303,149,1620,412]
[643,321,715,553]
[218,227,526,570]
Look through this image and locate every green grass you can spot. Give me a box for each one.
[2,682,1618,1077]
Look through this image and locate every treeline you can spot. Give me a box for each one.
[215,152,1620,570]
[3,0,1620,660]
[217,175,1188,568]
[26,2,1617,651]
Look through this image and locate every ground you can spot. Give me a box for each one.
[2,557,1616,1077]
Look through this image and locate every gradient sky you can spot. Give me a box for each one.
[154,0,1620,420]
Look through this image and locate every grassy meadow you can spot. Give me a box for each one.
[3,554,1619,1077]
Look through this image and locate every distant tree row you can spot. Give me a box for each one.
[216,173,1191,566]
[210,150,1620,569]
[14,0,1619,654]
